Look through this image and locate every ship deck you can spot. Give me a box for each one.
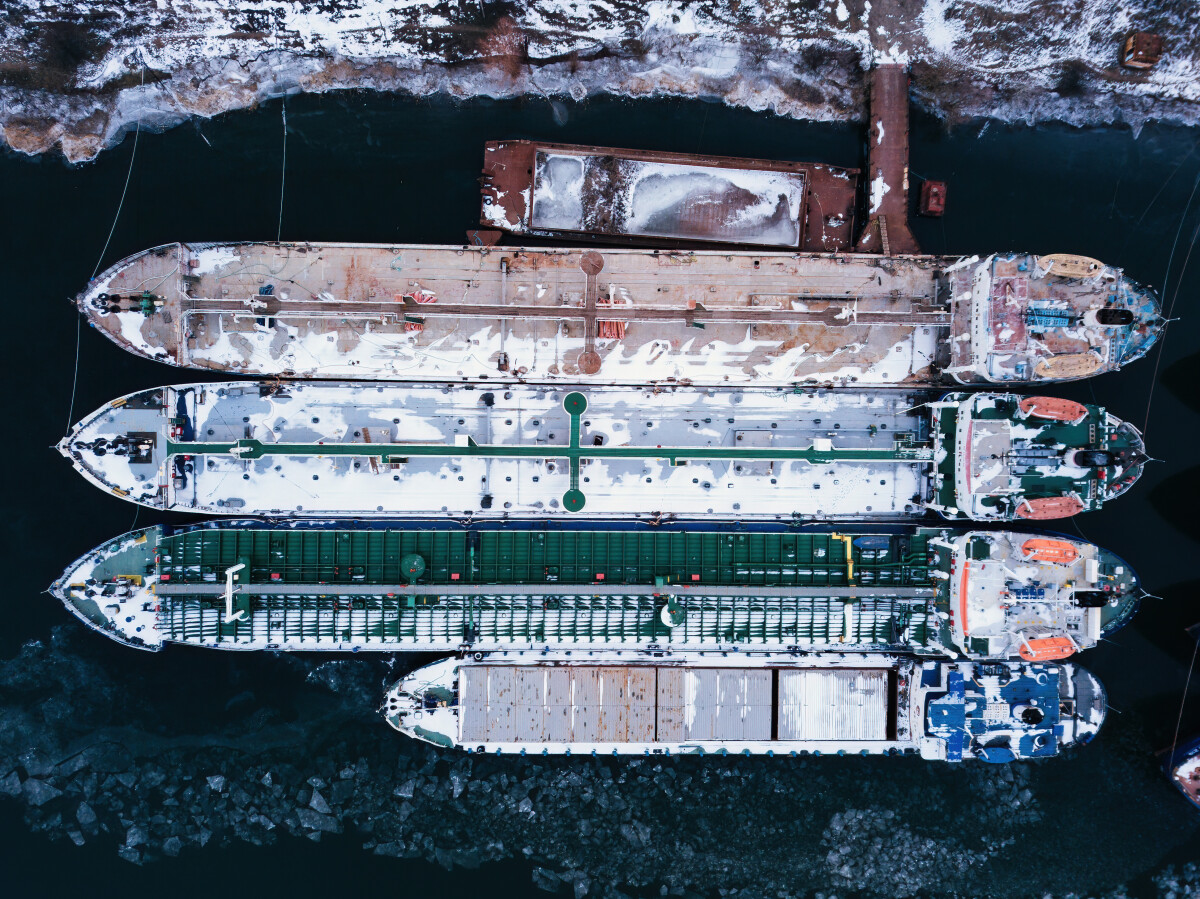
[53,522,1142,660]
[80,242,1161,386]
[458,664,894,745]
[82,242,947,385]
[479,140,860,252]
[65,383,936,518]
[146,526,941,652]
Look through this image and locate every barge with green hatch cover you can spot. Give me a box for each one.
[52,521,1140,660]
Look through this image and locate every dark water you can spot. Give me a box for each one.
[3,92,1200,897]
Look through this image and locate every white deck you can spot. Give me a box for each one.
[63,383,931,519]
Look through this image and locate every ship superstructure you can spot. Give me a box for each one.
[59,384,1145,520]
[383,651,1106,763]
[51,523,1140,658]
[79,243,1160,386]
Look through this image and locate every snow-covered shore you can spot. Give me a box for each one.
[2,0,1198,162]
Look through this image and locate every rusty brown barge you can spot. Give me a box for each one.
[477,140,859,253]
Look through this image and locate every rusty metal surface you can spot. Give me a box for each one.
[855,65,921,256]
[84,241,1158,386]
[85,241,944,385]
[462,665,657,743]
[657,668,773,741]
[481,140,859,252]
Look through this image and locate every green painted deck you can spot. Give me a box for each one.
[153,527,942,650]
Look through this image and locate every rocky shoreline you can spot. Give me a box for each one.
[2,1,1199,163]
[2,627,1197,898]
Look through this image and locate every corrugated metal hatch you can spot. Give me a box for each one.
[777,669,889,741]
[460,665,892,743]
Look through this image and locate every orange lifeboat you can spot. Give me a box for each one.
[1018,396,1089,423]
[1019,636,1076,661]
[1021,538,1080,565]
[1016,496,1086,520]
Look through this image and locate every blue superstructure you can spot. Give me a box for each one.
[925,661,1097,763]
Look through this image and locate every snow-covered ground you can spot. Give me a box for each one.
[2,1,1198,162]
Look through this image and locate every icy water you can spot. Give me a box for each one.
[3,93,1200,898]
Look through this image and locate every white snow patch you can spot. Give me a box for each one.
[869,172,890,214]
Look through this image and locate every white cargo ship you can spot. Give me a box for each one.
[60,385,1146,521]
[384,651,1106,763]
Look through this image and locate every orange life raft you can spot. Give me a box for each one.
[1018,396,1089,423]
[1019,636,1076,661]
[1020,538,1081,565]
[1016,496,1086,520]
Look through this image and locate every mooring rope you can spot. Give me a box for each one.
[64,314,82,431]
[71,59,145,433]
[277,99,288,243]
[1170,635,1199,760]
[1140,170,1200,440]
[91,63,144,280]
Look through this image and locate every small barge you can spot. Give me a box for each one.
[383,651,1106,763]
[59,384,1146,520]
[50,522,1140,658]
[478,140,859,252]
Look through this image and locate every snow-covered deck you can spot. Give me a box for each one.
[62,382,934,519]
[84,241,947,386]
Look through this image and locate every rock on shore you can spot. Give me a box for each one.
[2,1,1199,162]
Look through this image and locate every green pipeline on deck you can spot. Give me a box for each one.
[167,393,934,511]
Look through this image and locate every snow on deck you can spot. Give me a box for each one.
[64,382,932,519]
[81,242,948,386]
[530,153,808,247]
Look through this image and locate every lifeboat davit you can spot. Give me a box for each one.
[1016,495,1087,520]
[1018,396,1089,423]
[1021,538,1080,565]
[1019,636,1076,661]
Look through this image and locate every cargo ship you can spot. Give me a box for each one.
[477,141,860,252]
[50,522,1140,658]
[79,243,1161,386]
[383,651,1106,763]
[59,384,1146,520]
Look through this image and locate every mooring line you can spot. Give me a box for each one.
[1141,170,1200,440]
[73,59,145,432]
[1170,636,1199,760]
[277,99,288,242]
[91,63,145,279]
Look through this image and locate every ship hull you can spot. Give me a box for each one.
[60,383,1145,521]
[383,651,1106,762]
[51,520,1141,660]
[478,140,860,252]
[79,243,1161,387]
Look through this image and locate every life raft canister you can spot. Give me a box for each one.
[1018,396,1089,424]
[1019,636,1076,661]
[1020,538,1080,565]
